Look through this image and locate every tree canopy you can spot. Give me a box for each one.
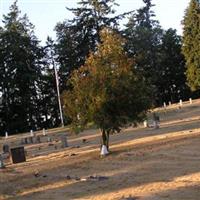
[62,28,151,150]
[182,0,200,91]
[0,1,44,133]
[0,2,60,134]
[0,0,197,136]
[55,0,132,91]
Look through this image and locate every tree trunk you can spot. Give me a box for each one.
[101,129,110,152]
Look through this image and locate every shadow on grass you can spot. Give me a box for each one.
[7,134,200,200]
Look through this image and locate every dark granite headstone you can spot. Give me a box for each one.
[20,138,25,145]
[24,137,28,144]
[28,137,33,144]
[10,146,26,164]
[3,144,9,154]
[36,136,41,143]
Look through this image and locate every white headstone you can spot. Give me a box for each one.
[143,120,148,128]
[42,128,46,136]
[163,102,166,108]
[179,99,183,106]
[189,98,192,104]
[30,130,34,137]
[100,145,109,156]
[168,101,171,106]
[5,132,8,139]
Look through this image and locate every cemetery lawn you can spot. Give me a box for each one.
[1,100,200,200]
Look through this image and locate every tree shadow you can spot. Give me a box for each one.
[8,134,200,200]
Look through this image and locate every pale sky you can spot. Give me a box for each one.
[0,0,190,44]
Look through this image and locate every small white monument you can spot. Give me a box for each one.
[30,130,34,137]
[5,132,8,139]
[189,98,192,104]
[168,101,171,106]
[163,102,166,108]
[100,145,109,156]
[42,128,46,136]
[143,120,148,128]
[179,99,183,107]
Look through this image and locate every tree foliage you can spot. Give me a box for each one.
[0,1,60,134]
[62,28,151,149]
[182,0,200,91]
[55,0,132,91]
[0,2,44,134]
[124,0,191,105]
[124,0,163,106]
[156,29,190,103]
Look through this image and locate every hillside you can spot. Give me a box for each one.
[1,99,200,200]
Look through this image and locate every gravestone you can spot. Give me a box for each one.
[47,137,52,143]
[3,144,10,154]
[24,137,28,144]
[189,98,192,104]
[28,137,33,144]
[5,132,8,139]
[61,135,68,148]
[100,145,109,156]
[36,136,41,143]
[42,128,46,136]
[0,154,5,169]
[143,120,148,128]
[153,120,159,129]
[10,146,26,164]
[30,130,34,137]
[20,138,24,145]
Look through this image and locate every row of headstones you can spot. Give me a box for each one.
[21,134,68,147]
[4,128,47,139]
[163,98,193,108]
[21,136,41,144]
[0,135,68,168]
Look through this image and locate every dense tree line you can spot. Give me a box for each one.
[0,0,197,135]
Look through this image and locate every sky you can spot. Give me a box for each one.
[0,0,190,44]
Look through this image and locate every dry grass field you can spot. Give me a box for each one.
[1,100,200,200]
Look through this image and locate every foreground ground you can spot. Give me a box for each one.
[1,100,200,200]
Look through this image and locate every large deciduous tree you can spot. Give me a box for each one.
[62,28,151,154]
[182,0,200,91]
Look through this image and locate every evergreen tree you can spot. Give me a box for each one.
[156,29,190,104]
[182,0,200,91]
[0,1,44,134]
[124,0,163,106]
[55,0,132,91]
[62,28,151,152]
[124,0,162,80]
